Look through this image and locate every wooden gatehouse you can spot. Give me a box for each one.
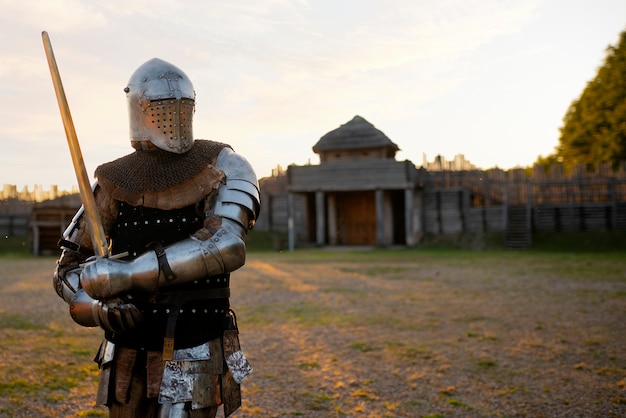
[255,116,626,249]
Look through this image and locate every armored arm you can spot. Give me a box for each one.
[80,147,260,300]
[54,257,141,331]
[53,193,141,332]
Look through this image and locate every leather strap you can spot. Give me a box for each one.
[147,242,176,282]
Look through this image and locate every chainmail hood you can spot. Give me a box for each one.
[95,140,231,210]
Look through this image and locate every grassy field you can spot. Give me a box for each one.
[0,246,625,417]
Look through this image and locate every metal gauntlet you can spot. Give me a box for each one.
[69,290,142,332]
[54,267,141,332]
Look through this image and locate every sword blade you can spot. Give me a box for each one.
[42,31,109,258]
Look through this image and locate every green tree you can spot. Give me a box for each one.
[541,29,626,171]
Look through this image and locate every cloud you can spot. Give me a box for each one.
[2,0,625,189]
[2,0,107,33]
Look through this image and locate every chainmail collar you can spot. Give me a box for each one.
[95,140,230,210]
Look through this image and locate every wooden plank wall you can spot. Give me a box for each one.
[258,161,626,242]
[30,206,78,256]
[533,203,626,232]
[423,188,505,235]
[256,174,308,239]
[428,162,626,206]
[427,162,626,233]
[0,214,29,235]
[287,159,415,191]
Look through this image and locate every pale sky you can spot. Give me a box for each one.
[1,0,625,190]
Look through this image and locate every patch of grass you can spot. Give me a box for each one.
[0,378,31,396]
[465,331,498,341]
[349,341,382,352]
[297,390,334,411]
[242,290,360,326]
[475,357,498,369]
[76,411,107,417]
[384,401,400,411]
[284,303,351,327]
[70,347,95,356]
[239,303,278,326]
[0,235,30,256]
[351,388,379,401]
[438,386,456,396]
[532,231,626,252]
[0,311,47,330]
[385,340,433,360]
[0,302,102,416]
[497,385,531,396]
[242,301,356,328]
[0,360,95,398]
[246,230,288,252]
[298,361,320,370]
[595,367,622,376]
[340,265,407,277]
[584,338,604,346]
[448,397,473,410]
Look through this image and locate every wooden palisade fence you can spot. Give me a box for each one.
[426,162,626,248]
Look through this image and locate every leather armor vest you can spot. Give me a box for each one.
[107,202,231,350]
[110,201,202,258]
[96,140,230,350]
[97,140,233,350]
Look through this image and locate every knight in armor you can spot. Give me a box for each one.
[53,58,259,417]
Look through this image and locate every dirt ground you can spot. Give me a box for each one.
[0,250,625,417]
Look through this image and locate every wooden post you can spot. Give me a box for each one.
[315,191,325,246]
[327,193,338,245]
[375,189,385,246]
[287,193,295,252]
[31,224,40,256]
[404,188,415,246]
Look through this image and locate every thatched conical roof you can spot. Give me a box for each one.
[312,115,399,153]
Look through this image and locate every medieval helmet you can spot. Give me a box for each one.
[124,58,195,153]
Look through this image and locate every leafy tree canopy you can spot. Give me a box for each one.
[538,28,626,171]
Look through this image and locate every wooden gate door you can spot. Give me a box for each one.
[337,191,375,245]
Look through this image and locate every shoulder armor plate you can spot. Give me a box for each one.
[213,148,261,227]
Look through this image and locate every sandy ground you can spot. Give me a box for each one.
[0,251,625,417]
